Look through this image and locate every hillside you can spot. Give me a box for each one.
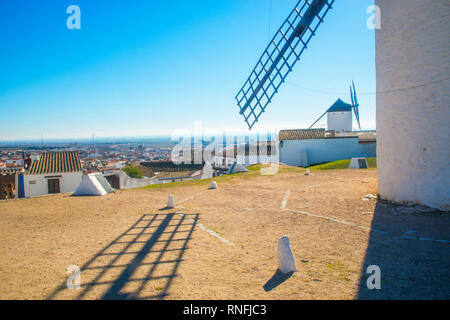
[0,166,447,300]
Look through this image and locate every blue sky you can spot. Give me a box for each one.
[0,0,375,141]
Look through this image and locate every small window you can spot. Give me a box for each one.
[47,179,60,194]
[29,180,36,185]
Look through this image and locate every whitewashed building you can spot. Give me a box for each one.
[279,129,376,167]
[23,151,83,198]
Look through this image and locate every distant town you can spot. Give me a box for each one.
[0,138,175,175]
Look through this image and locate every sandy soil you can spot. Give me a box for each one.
[0,167,448,300]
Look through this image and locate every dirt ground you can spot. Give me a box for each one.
[0,167,448,300]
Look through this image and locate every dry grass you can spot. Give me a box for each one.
[0,167,446,300]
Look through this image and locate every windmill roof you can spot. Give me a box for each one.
[327,99,352,112]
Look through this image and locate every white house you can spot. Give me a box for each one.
[279,129,376,167]
[23,151,83,198]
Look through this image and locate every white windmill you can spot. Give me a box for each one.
[309,82,361,132]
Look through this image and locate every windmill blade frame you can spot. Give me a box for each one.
[308,109,328,129]
[235,0,335,130]
[350,81,361,130]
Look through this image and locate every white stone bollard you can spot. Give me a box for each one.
[210,181,217,189]
[304,168,310,176]
[277,236,298,274]
[166,195,175,209]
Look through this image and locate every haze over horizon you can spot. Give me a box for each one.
[0,0,376,141]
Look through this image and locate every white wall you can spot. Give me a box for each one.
[117,171,155,189]
[280,138,376,167]
[23,172,83,198]
[213,154,277,168]
[327,111,352,132]
[376,0,450,210]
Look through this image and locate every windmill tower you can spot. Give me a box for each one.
[326,99,353,132]
[376,0,449,210]
[309,82,361,132]
[235,0,335,130]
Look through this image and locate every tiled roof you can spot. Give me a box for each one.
[279,129,326,141]
[28,151,82,175]
[358,134,377,143]
[0,167,24,176]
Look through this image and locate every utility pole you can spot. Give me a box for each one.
[92,134,96,162]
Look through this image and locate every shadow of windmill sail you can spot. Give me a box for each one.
[46,213,199,300]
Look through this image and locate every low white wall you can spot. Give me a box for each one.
[118,171,155,189]
[23,172,83,198]
[280,138,376,167]
[213,154,278,168]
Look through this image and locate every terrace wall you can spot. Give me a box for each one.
[280,138,376,167]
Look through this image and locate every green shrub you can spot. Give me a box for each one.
[122,166,144,178]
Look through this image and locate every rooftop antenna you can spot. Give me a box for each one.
[235,0,335,130]
[92,134,96,162]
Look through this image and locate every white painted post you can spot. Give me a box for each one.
[278,236,298,273]
[15,174,19,199]
[210,181,217,189]
[304,168,310,176]
[167,195,175,209]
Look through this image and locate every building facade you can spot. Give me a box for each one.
[279,129,376,167]
[23,151,83,198]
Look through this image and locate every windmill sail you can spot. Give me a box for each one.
[235,0,335,130]
[308,110,328,129]
[350,81,361,129]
